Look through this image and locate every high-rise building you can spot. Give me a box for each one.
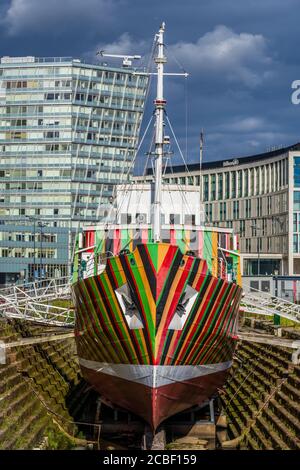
[0,56,148,285]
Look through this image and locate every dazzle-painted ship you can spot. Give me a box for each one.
[71,23,243,430]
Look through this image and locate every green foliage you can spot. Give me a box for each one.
[45,426,75,450]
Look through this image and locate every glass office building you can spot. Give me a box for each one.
[0,56,148,285]
[135,143,300,285]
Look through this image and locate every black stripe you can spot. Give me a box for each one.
[119,253,154,362]
[156,248,183,328]
[137,244,156,300]
[106,259,118,290]
[188,257,201,286]
[161,330,174,364]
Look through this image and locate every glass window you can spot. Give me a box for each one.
[250,280,259,291]
[245,199,251,218]
[185,214,196,225]
[170,214,180,224]
[250,168,254,195]
[231,172,236,198]
[240,220,245,237]
[217,173,223,200]
[244,169,249,195]
[203,175,209,202]
[255,167,260,195]
[294,191,300,211]
[261,281,270,292]
[294,157,300,188]
[233,200,239,219]
[270,163,274,192]
[266,165,270,192]
[261,166,265,193]
[238,170,242,197]
[211,174,216,200]
[219,202,226,221]
[294,234,298,253]
[225,173,230,199]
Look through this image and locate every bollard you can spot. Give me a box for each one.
[0,340,6,365]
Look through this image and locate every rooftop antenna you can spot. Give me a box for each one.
[199,129,204,225]
[199,129,204,200]
[96,50,141,67]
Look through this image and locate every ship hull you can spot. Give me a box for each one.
[80,361,231,429]
[72,242,242,429]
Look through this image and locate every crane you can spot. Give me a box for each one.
[96,50,141,67]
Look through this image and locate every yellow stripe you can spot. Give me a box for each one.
[134,249,156,325]
[211,231,218,277]
[157,244,170,273]
[114,256,126,284]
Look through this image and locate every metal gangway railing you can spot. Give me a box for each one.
[0,276,73,327]
[1,299,74,327]
[0,276,70,305]
[241,282,300,324]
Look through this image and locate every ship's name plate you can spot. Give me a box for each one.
[223,159,239,167]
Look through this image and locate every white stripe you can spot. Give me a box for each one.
[79,358,232,388]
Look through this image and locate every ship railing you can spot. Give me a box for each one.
[79,250,115,280]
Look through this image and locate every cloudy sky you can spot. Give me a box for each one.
[1,0,300,167]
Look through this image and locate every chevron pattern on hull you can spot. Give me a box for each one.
[72,242,242,427]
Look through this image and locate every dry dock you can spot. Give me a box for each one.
[0,318,299,450]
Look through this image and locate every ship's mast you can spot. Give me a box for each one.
[153,22,167,242]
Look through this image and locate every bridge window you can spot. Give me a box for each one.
[170,214,180,224]
[184,214,195,225]
[121,213,132,224]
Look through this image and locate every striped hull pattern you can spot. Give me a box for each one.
[72,242,242,428]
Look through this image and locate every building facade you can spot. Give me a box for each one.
[0,56,148,284]
[135,143,300,286]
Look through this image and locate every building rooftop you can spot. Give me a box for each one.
[142,142,300,176]
[0,56,146,73]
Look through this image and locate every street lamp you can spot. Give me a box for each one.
[25,215,37,281]
[274,268,279,297]
[38,222,48,279]
[250,223,263,276]
[273,268,280,326]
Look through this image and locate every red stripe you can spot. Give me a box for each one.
[156,245,178,299]
[175,277,218,365]
[114,229,121,254]
[156,257,194,361]
[186,279,229,365]
[170,228,176,244]
[195,284,236,364]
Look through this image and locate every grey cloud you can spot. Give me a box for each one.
[84,33,149,66]
[1,0,300,163]
[168,25,272,88]
[2,0,116,36]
